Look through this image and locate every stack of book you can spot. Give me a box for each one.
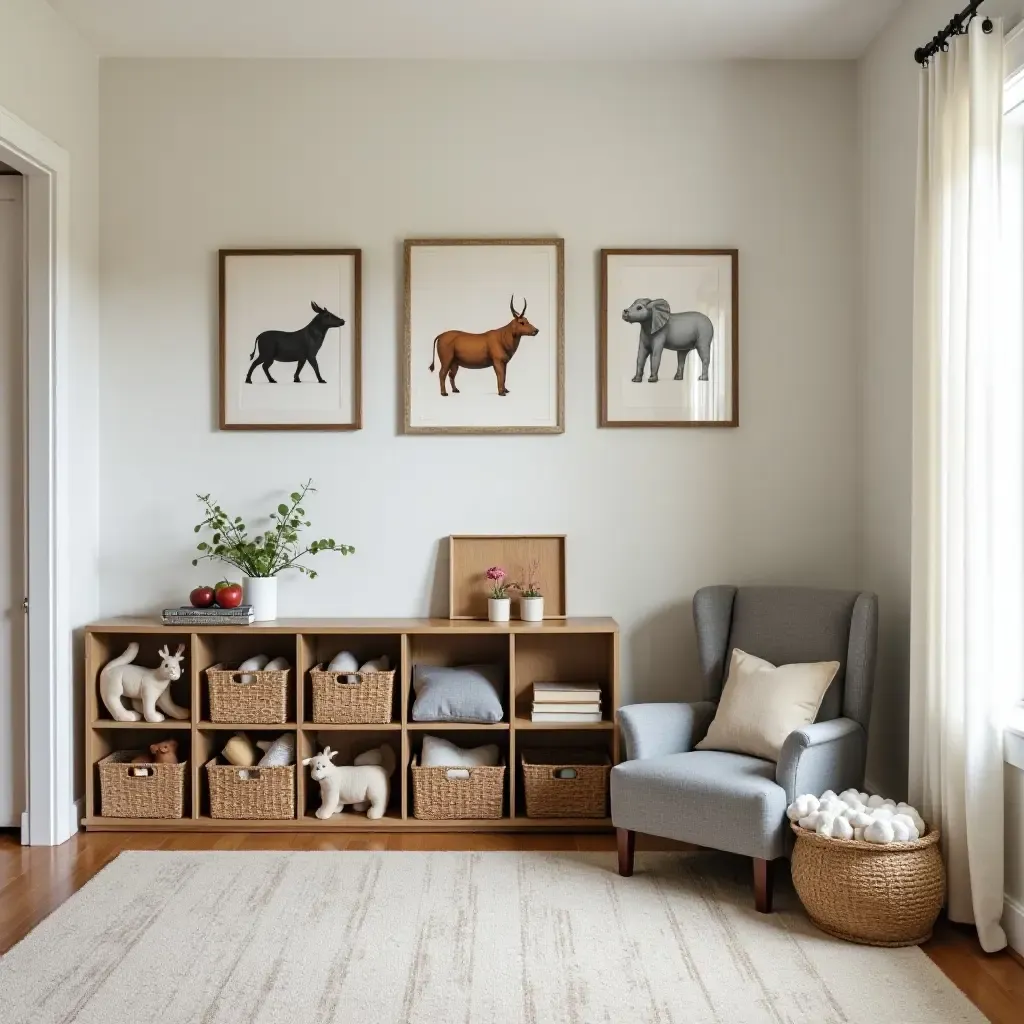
[531,681,603,723]
[161,605,255,626]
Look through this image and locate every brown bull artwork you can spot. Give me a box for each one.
[428,295,539,397]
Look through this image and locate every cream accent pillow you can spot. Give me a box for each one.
[695,648,840,762]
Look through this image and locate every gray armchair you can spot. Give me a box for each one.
[611,585,878,912]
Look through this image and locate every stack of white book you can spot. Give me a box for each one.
[531,681,603,723]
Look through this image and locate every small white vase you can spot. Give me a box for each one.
[245,576,278,621]
[520,596,544,622]
[488,597,511,623]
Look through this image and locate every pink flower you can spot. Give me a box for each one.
[486,566,506,582]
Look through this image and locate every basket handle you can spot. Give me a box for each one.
[129,766,154,778]
[330,672,362,686]
[445,768,471,781]
[551,768,578,781]
[237,768,261,781]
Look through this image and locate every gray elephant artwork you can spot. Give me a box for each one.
[600,249,737,428]
[622,298,713,384]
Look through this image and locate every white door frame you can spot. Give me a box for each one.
[0,105,74,846]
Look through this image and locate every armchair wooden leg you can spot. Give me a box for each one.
[617,828,636,877]
[753,858,774,913]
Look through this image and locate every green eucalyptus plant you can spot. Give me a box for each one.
[192,479,353,579]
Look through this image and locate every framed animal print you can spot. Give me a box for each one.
[219,249,361,430]
[403,238,564,434]
[600,249,738,428]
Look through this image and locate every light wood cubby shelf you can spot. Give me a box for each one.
[84,617,619,833]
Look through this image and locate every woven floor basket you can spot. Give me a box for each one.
[206,759,295,819]
[411,757,505,819]
[790,823,946,946]
[309,665,395,724]
[206,664,290,724]
[99,751,185,818]
[521,750,610,818]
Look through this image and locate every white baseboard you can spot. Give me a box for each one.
[1005,893,1024,956]
[68,798,83,838]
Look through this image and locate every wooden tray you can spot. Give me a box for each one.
[448,535,566,620]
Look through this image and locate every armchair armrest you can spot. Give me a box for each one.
[776,717,866,804]
[619,701,717,761]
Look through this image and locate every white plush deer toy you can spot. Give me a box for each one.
[303,745,395,820]
[99,642,190,723]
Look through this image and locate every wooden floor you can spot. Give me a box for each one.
[1,831,1021,1023]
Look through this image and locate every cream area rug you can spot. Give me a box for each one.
[0,851,985,1024]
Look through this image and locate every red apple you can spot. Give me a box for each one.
[215,581,243,609]
[190,585,215,608]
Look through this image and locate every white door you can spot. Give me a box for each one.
[0,173,25,828]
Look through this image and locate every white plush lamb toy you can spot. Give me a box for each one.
[303,745,396,819]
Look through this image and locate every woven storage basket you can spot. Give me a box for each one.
[521,750,610,818]
[98,751,185,818]
[309,664,395,724]
[411,757,505,820]
[790,823,946,946]
[206,663,290,724]
[206,758,295,820]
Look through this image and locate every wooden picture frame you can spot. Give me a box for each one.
[403,238,565,434]
[449,535,567,620]
[600,249,739,428]
[219,248,362,431]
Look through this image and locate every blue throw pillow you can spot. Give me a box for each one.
[411,664,506,723]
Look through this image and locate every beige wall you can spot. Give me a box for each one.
[99,58,862,707]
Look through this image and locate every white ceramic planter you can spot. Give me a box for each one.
[245,576,278,621]
[488,597,511,623]
[520,596,544,622]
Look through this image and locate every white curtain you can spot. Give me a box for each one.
[911,19,1020,953]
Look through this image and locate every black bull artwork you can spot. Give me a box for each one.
[245,301,345,384]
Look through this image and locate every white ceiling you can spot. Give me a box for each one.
[48,0,902,60]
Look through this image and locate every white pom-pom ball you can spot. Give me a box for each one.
[866,794,886,809]
[787,795,819,822]
[892,814,920,841]
[897,805,926,833]
[853,827,865,841]
[830,817,854,840]
[872,806,895,820]
[864,819,895,844]
[814,814,837,836]
[819,790,838,803]
[798,812,824,830]
[890,818,914,842]
[849,810,873,828]
[858,792,869,803]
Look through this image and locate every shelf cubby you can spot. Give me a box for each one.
[299,632,403,725]
[91,727,193,819]
[193,632,299,723]
[87,630,192,723]
[513,729,615,822]
[299,728,403,822]
[83,617,618,833]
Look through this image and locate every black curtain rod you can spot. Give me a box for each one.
[915,0,993,64]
